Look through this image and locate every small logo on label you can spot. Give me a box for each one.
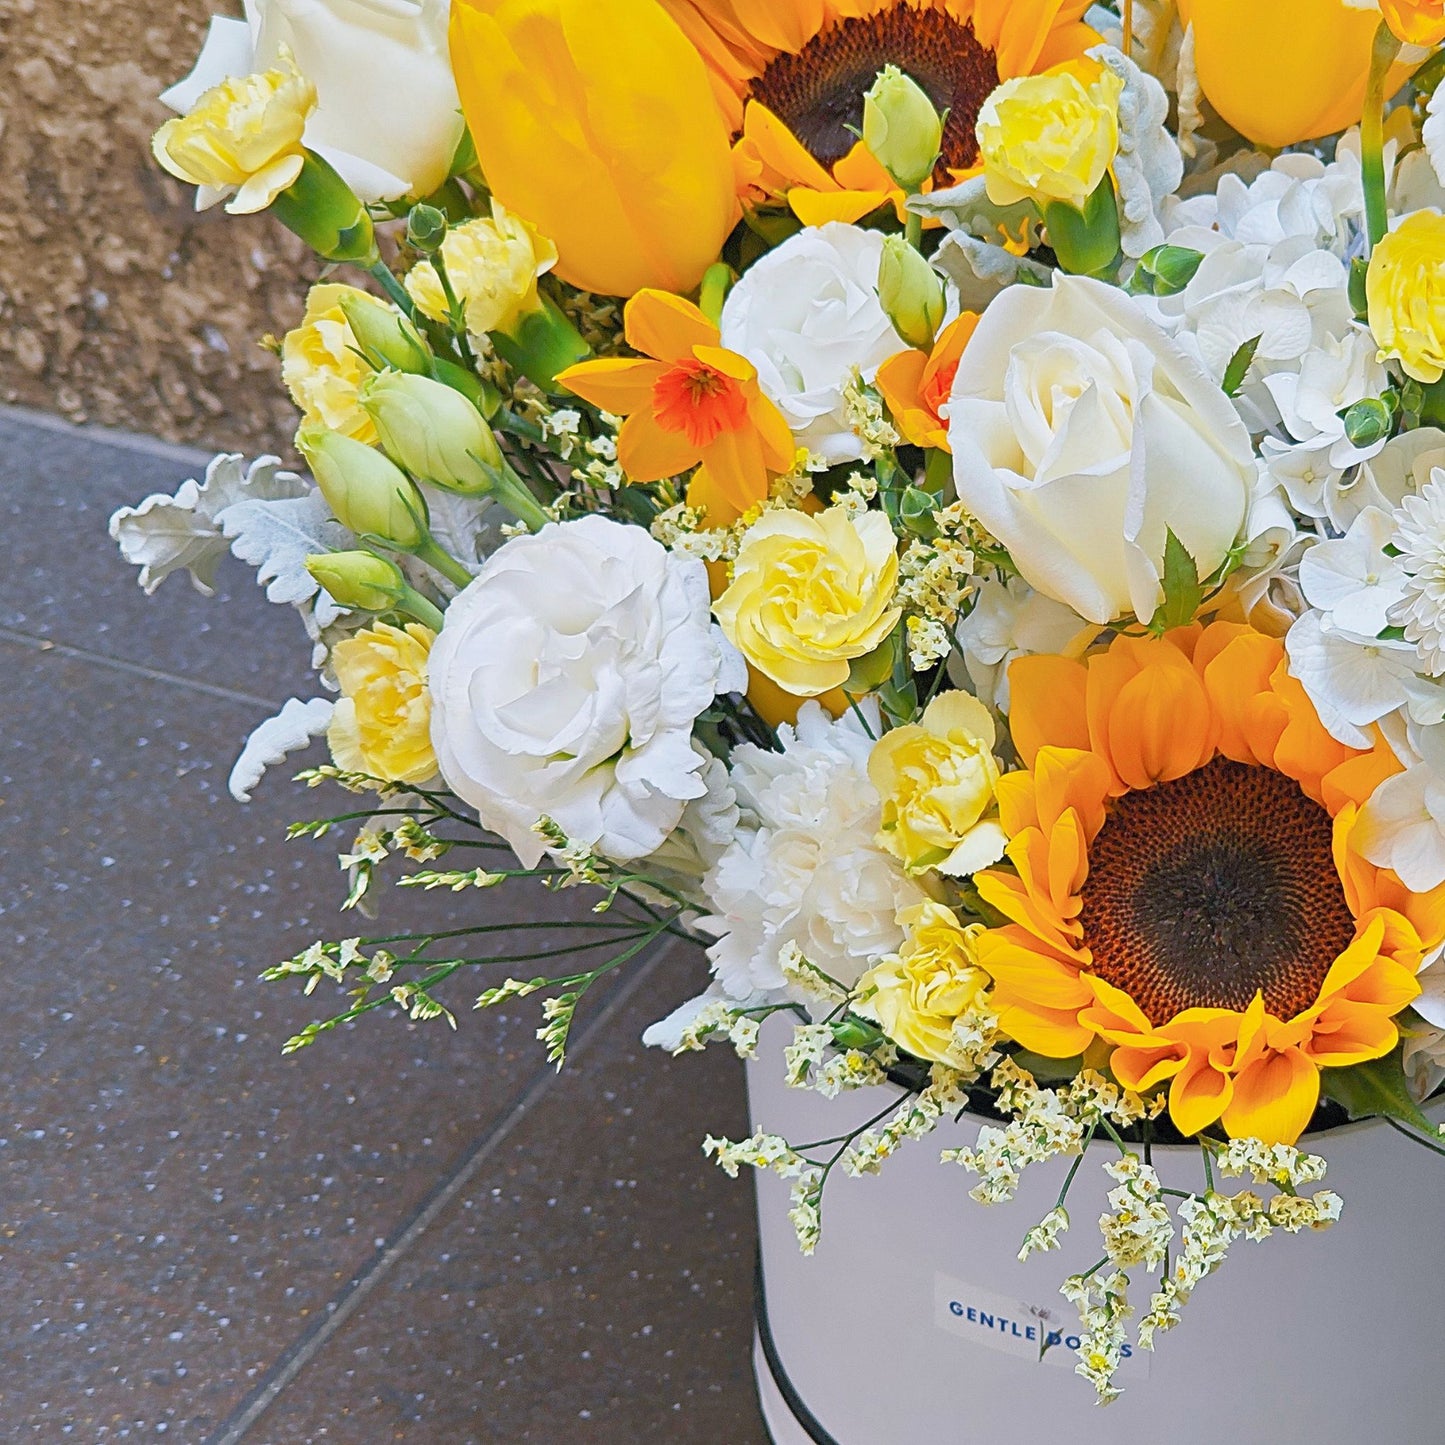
[933,1273,1149,1377]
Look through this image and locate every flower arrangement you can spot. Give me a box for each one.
[115,0,1445,1405]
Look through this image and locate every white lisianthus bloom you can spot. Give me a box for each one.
[952,577,1091,712]
[948,274,1254,625]
[428,516,744,868]
[720,223,900,466]
[700,702,930,1000]
[162,0,463,204]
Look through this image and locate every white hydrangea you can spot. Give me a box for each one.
[1391,472,1445,673]
[698,701,930,1000]
[953,576,1090,712]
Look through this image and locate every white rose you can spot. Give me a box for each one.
[162,0,463,204]
[949,274,1254,625]
[428,516,740,867]
[720,223,900,466]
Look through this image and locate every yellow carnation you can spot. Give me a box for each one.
[976,59,1124,209]
[855,902,990,1065]
[404,205,558,338]
[282,284,381,443]
[868,690,1007,877]
[1368,209,1445,384]
[151,48,315,215]
[714,505,901,697]
[327,622,437,784]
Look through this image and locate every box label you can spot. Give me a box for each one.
[933,1273,1149,1378]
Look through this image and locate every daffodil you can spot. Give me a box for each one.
[875,312,976,452]
[558,289,793,512]
[449,0,738,298]
[972,622,1442,1146]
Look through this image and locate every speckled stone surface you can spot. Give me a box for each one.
[0,411,762,1440]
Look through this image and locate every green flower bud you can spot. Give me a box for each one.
[271,151,376,264]
[359,371,504,494]
[298,425,427,549]
[862,66,942,192]
[877,234,946,349]
[1133,244,1205,297]
[830,1017,886,1052]
[1341,396,1395,448]
[305,550,406,611]
[899,484,941,538]
[407,203,448,253]
[335,291,433,375]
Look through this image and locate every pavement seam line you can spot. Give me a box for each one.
[0,403,216,467]
[207,935,684,1445]
[0,628,283,711]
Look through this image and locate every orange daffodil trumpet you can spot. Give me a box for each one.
[975,622,1443,1147]
[558,289,793,512]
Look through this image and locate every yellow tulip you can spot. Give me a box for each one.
[1179,0,1393,148]
[449,0,739,298]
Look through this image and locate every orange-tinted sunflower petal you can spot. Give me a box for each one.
[1221,1047,1320,1146]
[1007,655,1090,765]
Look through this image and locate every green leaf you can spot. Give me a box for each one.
[1222,334,1262,398]
[1321,1044,1435,1133]
[1151,529,1204,632]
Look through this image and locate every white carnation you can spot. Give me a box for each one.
[699,702,930,1000]
[428,515,734,867]
[720,223,899,466]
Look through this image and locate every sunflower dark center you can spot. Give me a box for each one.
[1078,759,1355,1027]
[747,8,998,176]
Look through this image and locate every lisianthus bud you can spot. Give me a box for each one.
[359,371,503,494]
[862,66,943,192]
[151,48,314,215]
[298,425,427,548]
[878,235,946,350]
[1131,245,1205,297]
[335,291,432,375]
[1368,210,1445,384]
[305,550,406,611]
[977,59,1124,209]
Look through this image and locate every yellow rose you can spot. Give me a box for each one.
[868,691,1008,877]
[151,47,315,215]
[327,622,437,784]
[1383,0,1445,45]
[405,206,559,338]
[976,59,1123,209]
[714,505,901,697]
[1368,210,1445,384]
[855,902,990,1066]
[281,284,383,443]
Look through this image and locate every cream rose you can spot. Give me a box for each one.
[719,223,901,465]
[161,0,463,204]
[949,274,1255,625]
[428,516,743,867]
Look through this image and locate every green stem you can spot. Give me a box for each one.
[905,210,923,251]
[1362,21,1403,254]
[413,535,474,590]
[491,461,552,532]
[395,583,445,631]
[366,259,417,319]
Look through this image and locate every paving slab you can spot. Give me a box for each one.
[0,411,762,1439]
[253,942,764,1445]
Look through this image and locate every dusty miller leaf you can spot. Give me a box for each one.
[229,697,335,802]
[109,453,307,596]
[931,232,1054,312]
[216,490,354,625]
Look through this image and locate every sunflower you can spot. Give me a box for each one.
[660,0,1098,219]
[972,621,1445,1147]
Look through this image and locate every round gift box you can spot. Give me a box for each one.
[747,1017,1445,1443]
